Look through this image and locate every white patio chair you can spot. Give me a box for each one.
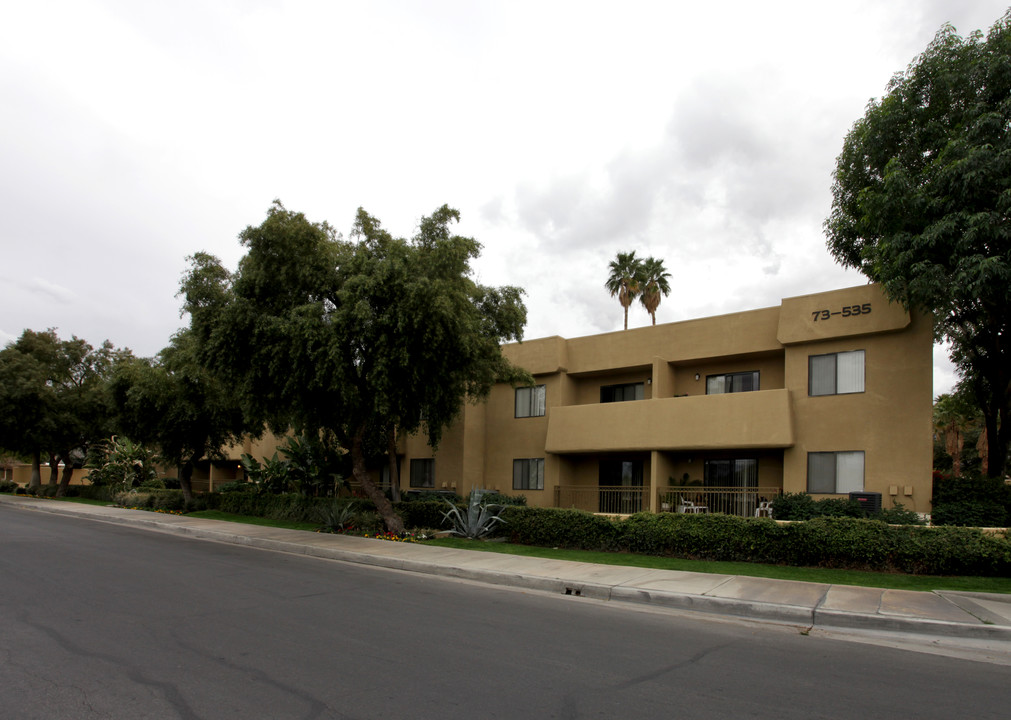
[678,495,708,514]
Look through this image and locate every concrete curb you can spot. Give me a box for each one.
[5,496,1011,642]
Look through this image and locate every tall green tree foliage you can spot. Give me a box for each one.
[0,329,120,494]
[181,201,529,533]
[110,330,246,502]
[825,13,1011,478]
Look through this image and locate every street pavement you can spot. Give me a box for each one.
[3,494,1010,644]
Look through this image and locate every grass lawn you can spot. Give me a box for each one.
[421,537,1011,594]
[1,494,115,507]
[187,509,321,532]
[53,496,117,506]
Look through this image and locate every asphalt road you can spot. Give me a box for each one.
[1,506,1008,720]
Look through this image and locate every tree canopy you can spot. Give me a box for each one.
[0,329,121,493]
[181,201,530,531]
[605,251,671,328]
[110,329,246,501]
[639,256,672,326]
[605,251,642,330]
[825,12,1011,478]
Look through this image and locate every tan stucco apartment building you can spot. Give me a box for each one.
[397,284,934,516]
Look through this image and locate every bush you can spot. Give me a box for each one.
[771,492,817,520]
[772,492,864,520]
[0,480,19,493]
[622,512,781,561]
[113,489,205,513]
[215,480,256,493]
[212,491,369,524]
[479,491,527,506]
[75,484,114,501]
[932,474,1011,527]
[396,500,451,530]
[931,500,1008,528]
[500,507,623,550]
[878,502,926,525]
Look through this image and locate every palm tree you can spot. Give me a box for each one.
[639,256,671,326]
[605,251,644,330]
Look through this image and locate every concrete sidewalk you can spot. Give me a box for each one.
[3,495,1011,643]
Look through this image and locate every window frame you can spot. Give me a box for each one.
[409,458,435,488]
[703,457,759,487]
[600,382,645,403]
[705,371,760,395]
[512,458,545,491]
[809,350,865,396]
[515,385,546,418]
[806,451,864,494]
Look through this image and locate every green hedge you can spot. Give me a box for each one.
[209,492,347,523]
[494,507,1011,576]
[396,500,452,530]
[932,475,1011,527]
[114,489,207,513]
[500,506,623,550]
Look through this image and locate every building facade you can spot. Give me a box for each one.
[396,284,934,515]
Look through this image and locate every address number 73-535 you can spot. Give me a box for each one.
[812,303,872,321]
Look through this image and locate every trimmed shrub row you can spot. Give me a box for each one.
[499,507,1011,576]
[932,475,1011,527]
[771,492,924,525]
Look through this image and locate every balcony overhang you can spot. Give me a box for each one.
[545,389,794,454]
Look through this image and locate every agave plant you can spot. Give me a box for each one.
[442,489,506,539]
[318,501,357,533]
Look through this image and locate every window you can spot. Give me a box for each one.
[513,458,544,490]
[807,451,864,493]
[600,382,644,403]
[409,459,434,488]
[809,350,864,396]
[703,458,758,487]
[515,385,546,417]
[706,371,759,395]
[598,459,643,486]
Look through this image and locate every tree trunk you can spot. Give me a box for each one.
[28,450,42,491]
[56,452,75,497]
[352,426,404,534]
[179,463,194,504]
[989,402,1009,480]
[387,427,401,504]
[47,453,60,486]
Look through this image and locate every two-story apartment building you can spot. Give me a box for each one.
[395,284,934,515]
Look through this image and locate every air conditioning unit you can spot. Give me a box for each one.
[848,491,882,514]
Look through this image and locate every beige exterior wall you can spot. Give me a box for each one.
[398,284,934,513]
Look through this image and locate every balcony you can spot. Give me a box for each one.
[554,485,783,517]
[545,389,793,454]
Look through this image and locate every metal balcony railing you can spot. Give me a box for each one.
[553,485,782,517]
[554,485,650,514]
[660,486,782,517]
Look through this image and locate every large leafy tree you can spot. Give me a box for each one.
[639,256,672,326]
[605,251,644,330]
[0,329,120,494]
[110,330,246,503]
[825,13,1011,478]
[181,201,529,532]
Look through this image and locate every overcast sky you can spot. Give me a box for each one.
[2,1,1007,398]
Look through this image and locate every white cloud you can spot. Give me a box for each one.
[1,0,1005,388]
